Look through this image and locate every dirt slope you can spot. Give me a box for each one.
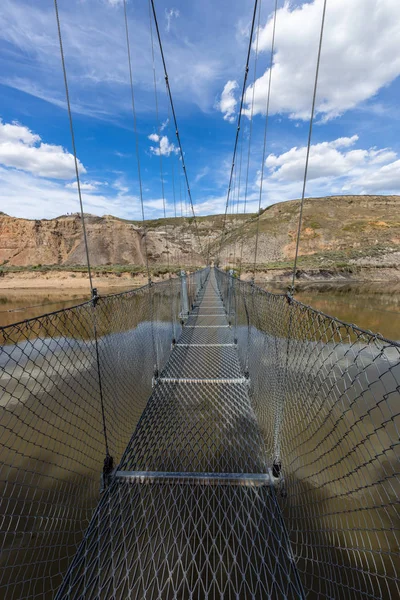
[1,195,399,269]
[218,195,400,268]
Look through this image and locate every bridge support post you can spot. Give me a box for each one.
[180,270,189,320]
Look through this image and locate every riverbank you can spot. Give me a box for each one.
[0,269,174,290]
[1,264,399,290]
[239,265,400,284]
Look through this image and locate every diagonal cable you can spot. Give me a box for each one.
[149,0,204,261]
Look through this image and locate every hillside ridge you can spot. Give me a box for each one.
[1,195,399,270]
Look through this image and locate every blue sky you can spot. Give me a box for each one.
[1,0,400,220]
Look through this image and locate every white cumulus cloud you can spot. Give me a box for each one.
[0,119,86,179]
[148,133,178,157]
[241,0,400,121]
[216,80,239,123]
[265,136,398,183]
[261,135,400,200]
[65,181,102,192]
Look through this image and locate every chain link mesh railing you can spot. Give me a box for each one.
[2,264,398,599]
[215,267,400,599]
[54,268,306,600]
[0,268,208,599]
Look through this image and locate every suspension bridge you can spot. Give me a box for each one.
[1,0,400,599]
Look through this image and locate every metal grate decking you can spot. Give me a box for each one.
[57,270,304,599]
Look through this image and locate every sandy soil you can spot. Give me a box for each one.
[1,265,399,293]
[0,271,171,290]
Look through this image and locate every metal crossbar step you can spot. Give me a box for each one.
[189,313,226,317]
[158,377,247,384]
[114,470,275,486]
[184,324,229,327]
[176,343,235,347]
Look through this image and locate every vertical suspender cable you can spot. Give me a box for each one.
[217,0,259,267]
[167,105,179,269]
[148,1,170,275]
[123,0,151,283]
[123,0,159,374]
[276,0,327,471]
[170,147,178,268]
[54,1,93,293]
[240,0,263,378]
[233,123,244,268]
[238,0,262,278]
[290,0,327,296]
[252,0,278,279]
[54,0,112,476]
[179,176,184,268]
[148,1,177,343]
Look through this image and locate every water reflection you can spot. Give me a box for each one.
[256,280,400,341]
[0,286,138,328]
[0,276,399,598]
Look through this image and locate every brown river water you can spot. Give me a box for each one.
[1,281,399,340]
[0,279,399,597]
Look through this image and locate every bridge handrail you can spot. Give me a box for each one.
[0,266,209,598]
[214,266,400,599]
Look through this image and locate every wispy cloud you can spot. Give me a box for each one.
[114,151,132,159]
[165,8,180,33]
[194,166,210,184]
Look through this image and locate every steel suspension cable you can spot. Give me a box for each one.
[149,0,204,261]
[252,0,278,278]
[123,0,151,283]
[148,3,178,343]
[276,0,328,471]
[233,122,244,268]
[54,0,111,471]
[238,0,262,277]
[123,0,159,373]
[217,0,259,266]
[179,174,184,269]
[170,147,179,268]
[148,0,171,275]
[290,0,327,296]
[166,108,179,268]
[54,1,94,295]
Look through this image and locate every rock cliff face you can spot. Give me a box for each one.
[219,195,400,268]
[1,195,399,268]
[0,212,244,267]
[0,214,146,266]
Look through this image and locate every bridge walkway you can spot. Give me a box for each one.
[58,270,304,599]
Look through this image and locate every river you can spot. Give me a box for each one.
[1,281,399,340]
[0,277,398,597]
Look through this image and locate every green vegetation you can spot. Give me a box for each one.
[0,264,204,277]
[237,244,396,272]
[342,220,368,232]
[307,221,321,230]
